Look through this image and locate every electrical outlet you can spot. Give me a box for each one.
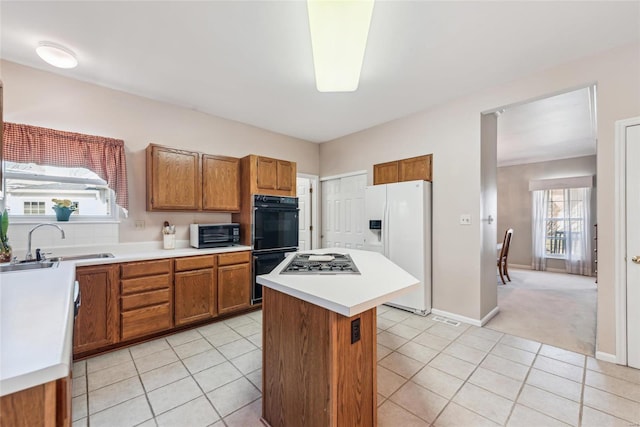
[351,318,361,344]
[459,214,471,225]
[135,220,145,230]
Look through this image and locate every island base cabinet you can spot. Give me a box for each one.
[0,377,70,427]
[262,287,377,427]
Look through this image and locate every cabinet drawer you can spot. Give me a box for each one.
[121,289,170,311]
[175,255,216,272]
[218,251,251,266]
[121,303,172,341]
[121,274,171,295]
[121,259,172,279]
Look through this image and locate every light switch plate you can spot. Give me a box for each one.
[459,214,471,225]
[135,220,145,230]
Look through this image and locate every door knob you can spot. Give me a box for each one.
[632,256,640,264]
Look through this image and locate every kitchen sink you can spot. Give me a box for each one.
[48,252,115,262]
[0,261,59,273]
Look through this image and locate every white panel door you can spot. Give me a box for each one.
[626,124,640,369]
[297,177,311,250]
[341,174,366,249]
[322,178,342,248]
[321,173,366,249]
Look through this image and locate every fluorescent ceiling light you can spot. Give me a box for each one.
[36,42,78,69]
[307,0,374,92]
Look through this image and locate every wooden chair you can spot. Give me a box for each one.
[498,228,514,284]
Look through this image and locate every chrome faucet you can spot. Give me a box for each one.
[26,223,66,261]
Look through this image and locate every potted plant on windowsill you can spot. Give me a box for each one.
[52,198,76,221]
[0,209,11,263]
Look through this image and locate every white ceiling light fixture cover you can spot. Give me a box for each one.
[36,42,78,69]
[307,0,374,92]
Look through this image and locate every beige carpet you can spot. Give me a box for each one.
[485,268,597,356]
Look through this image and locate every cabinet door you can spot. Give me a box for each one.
[175,268,217,326]
[146,144,201,210]
[256,156,278,191]
[399,154,432,182]
[74,264,119,354]
[276,160,294,191]
[373,161,399,185]
[218,263,251,314]
[202,155,240,212]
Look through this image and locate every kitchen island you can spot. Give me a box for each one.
[257,248,419,427]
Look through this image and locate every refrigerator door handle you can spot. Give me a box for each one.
[386,201,391,258]
[383,201,390,258]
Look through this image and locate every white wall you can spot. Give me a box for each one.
[497,155,597,269]
[480,113,498,320]
[1,60,320,247]
[320,43,640,356]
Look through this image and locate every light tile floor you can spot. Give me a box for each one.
[71,306,640,427]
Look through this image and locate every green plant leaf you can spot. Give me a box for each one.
[0,209,8,240]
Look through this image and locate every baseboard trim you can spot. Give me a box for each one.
[431,308,486,327]
[595,351,618,364]
[480,306,500,326]
[510,264,572,274]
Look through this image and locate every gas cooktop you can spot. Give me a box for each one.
[280,253,361,275]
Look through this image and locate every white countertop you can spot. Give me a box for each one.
[0,243,251,397]
[256,248,419,317]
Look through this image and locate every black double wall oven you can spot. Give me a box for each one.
[252,195,299,304]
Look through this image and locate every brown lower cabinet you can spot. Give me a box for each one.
[174,255,217,326]
[73,251,252,359]
[120,259,173,341]
[218,252,251,314]
[73,264,119,354]
[0,376,71,427]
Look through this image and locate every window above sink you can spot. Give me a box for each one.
[4,162,119,223]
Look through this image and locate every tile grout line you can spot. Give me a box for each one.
[502,342,540,426]
[431,330,508,426]
[385,322,506,426]
[578,355,587,427]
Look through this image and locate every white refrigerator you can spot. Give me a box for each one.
[363,180,432,315]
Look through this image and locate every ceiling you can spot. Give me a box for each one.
[1,1,638,158]
[497,87,597,167]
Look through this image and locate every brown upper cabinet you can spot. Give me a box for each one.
[373,154,432,185]
[202,154,240,211]
[242,155,297,197]
[146,144,240,212]
[146,144,201,210]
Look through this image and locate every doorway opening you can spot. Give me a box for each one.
[483,85,598,356]
[296,174,320,250]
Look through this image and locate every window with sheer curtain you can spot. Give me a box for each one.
[531,184,592,276]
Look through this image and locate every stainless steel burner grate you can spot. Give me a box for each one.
[280,253,361,275]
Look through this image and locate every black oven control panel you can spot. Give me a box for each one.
[253,194,298,209]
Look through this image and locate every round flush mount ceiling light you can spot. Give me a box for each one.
[36,42,78,69]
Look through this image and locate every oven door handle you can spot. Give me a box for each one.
[254,207,299,212]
